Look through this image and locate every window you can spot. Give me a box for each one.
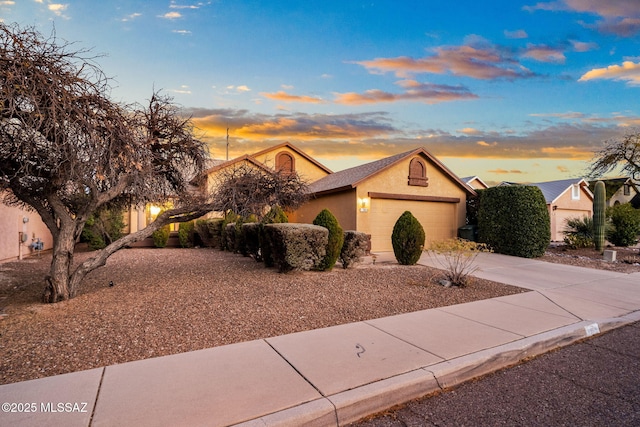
[624,184,631,196]
[275,152,295,175]
[408,158,428,187]
[571,184,580,200]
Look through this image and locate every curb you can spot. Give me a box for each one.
[234,311,640,426]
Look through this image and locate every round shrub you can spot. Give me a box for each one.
[313,208,344,271]
[607,203,640,247]
[391,211,425,265]
[178,221,196,248]
[477,185,550,258]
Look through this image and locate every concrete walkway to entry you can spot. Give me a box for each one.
[2,252,640,426]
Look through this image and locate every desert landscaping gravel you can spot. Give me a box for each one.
[0,246,529,385]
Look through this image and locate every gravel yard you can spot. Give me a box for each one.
[0,246,526,385]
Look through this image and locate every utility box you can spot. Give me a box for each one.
[458,225,477,241]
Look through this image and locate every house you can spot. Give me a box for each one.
[503,178,593,242]
[291,147,475,252]
[589,177,640,207]
[461,175,489,190]
[0,196,53,262]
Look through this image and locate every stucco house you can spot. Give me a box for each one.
[461,175,489,190]
[503,178,593,242]
[589,177,640,208]
[0,196,53,262]
[291,147,475,252]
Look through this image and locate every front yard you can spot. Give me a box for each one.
[0,246,524,385]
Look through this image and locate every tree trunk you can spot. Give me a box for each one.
[43,223,77,303]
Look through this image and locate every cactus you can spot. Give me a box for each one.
[593,181,606,252]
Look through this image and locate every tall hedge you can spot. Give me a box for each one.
[260,205,289,266]
[477,185,550,258]
[312,209,344,271]
[391,211,425,265]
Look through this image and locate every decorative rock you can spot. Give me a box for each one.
[603,250,617,263]
[438,279,452,287]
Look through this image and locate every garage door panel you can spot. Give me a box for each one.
[370,199,456,252]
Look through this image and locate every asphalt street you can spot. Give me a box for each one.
[352,321,640,427]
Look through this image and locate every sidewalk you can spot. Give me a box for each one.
[2,252,640,426]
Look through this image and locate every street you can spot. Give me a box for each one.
[353,322,640,426]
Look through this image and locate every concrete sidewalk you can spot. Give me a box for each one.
[2,253,640,427]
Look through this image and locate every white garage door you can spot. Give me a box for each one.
[369,199,456,252]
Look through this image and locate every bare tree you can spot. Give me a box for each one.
[588,130,640,180]
[0,23,213,302]
[210,162,309,219]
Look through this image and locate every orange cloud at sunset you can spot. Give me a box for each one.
[334,80,478,105]
[260,91,324,104]
[579,61,640,86]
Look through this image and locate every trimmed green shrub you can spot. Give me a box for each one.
[235,215,258,256]
[607,203,640,247]
[225,223,236,252]
[312,209,344,271]
[242,223,262,260]
[220,212,239,251]
[178,221,196,248]
[152,224,171,248]
[563,216,594,249]
[194,218,223,248]
[81,208,125,250]
[260,205,289,266]
[263,223,328,272]
[339,231,369,269]
[477,185,550,258]
[391,211,425,265]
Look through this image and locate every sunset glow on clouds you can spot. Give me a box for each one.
[4,0,639,182]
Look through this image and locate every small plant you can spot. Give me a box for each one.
[392,211,425,265]
[313,209,344,271]
[428,238,492,287]
[152,224,171,248]
[607,203,640,247]
[563,216,594,249]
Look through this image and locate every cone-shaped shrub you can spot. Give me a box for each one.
[593,181,606,252]
[313,208,344,271]
[391,211,425,265]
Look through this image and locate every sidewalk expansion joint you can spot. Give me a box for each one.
[88,367,106,427]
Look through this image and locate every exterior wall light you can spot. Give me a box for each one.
[358,197,370,212]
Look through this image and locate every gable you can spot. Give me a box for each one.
[250,143,332,182]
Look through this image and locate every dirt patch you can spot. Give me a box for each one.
[542,245,640,274]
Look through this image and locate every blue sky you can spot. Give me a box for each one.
[3,0,640,184]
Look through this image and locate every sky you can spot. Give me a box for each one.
[2,0,640,184]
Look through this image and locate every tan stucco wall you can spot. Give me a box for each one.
[290,190,357,230]
[609,185,636,207]
[252,147,330,182]
[549,186,593,241]
[0,200,53,263]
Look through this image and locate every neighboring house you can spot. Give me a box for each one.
[461,175,489,190]
[503,178,593,242]
[291,147,475,252]
[0,195,53,263]
[589,177,640,207]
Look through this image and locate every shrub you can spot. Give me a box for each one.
[235,215,258,256]
[391,211,425,265]
[263,223,328,272]
[312,209,344,271]
[194,218,223,248]
[242,223,262,260]
[220,212,239,251]
[428,238,492,287]
[152,224,171,248]
[260,205,289,266]
[178,221,196,248]
[477,186,550,258]
[81,208,125,250]
[563,216,594,249]
[339,231,369,269]
[225,223,236,252]
[607,203,640,247]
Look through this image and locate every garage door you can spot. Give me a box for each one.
[369,199,456,252]
[554,209,591,241]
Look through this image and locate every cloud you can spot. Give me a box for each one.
[579,61,640,86]
[459,127,481,135]
[260,91,324,104]
[225,85,251,93]
[524,0,640,36]
[172,85,191,94]
[354,42,537,80]
[0,1,15,6]
[172,29,192,35]
[477,140,498,146]
[160,11,182,19]
[504,29,528,39]
[522,44,566,63]
[334,80,478,105]
[571,40,598,52]
[48,3,68,17]
[488,168,525,174]
[557,165,570,173]
[121,12,142,22]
